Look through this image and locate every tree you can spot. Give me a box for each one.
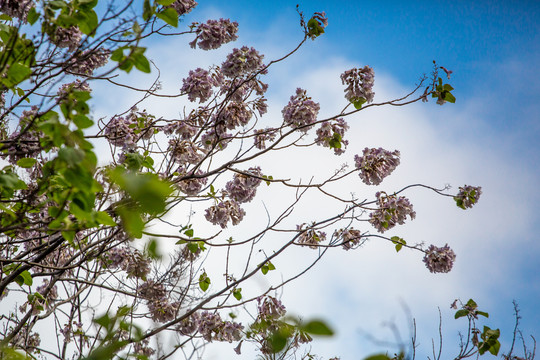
[0,1,534,359]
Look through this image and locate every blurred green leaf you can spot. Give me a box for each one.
[16,158,36,168]
[156,0,176,5]
[146,238,161,259]
[363,355,393,360]
[302,319,334,336]
[95,211,117,226]
[143,0,155,21]
[27,8,40,25]
[0,347,32,359]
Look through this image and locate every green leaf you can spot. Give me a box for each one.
[132,52,151,73]
[116,206,144,238]
[184,228,194,237]
[15,270,33,287]
[93,313,111,328]
[132,21,142,34]
[62,230,76,242]
[48,1,68,10]
[307,17,325,39]
[0,347,31,359]
[58,147,85,167]
[110,47,125,62]
[75,10,98,35]
[353,97,367,110]
[199,272,210,292]
[233,288,242,301]
[16,158,36,168]
[6,63,32,86]
[109,168,173,215]
[156,0,176,5]
[73,115,94,129]
[267,330,288,353]
[116,305,131,317]
[95,211,117,226]
[145,238,161,259]
[27,7,40,25]
[302,320,334,336]
[156,8,178,27]
[477,310,489,318]
[187,242,198,253]
[143,0,155,21]
[478,326,501,356]
[390,236,406,252]
[444,91,456,103]
[454,309,469,319]
[261,261,275,275]
[363,355,393,360]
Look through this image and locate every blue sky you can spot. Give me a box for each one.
[91,1,540,359]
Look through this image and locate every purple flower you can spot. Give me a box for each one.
[137,280,167,301]
[200,129,232,150]
[217,321,243,342]
[163,119,198,139]
[177,312,201,335]
[189,18,239,50]
[101,246,130,269]
[168,0,197,16]
[341,66,375,105]
[296,224,326,249]
[213,101,252,132]
[0,0,34,21]
[423,244,456,273]
[337,228,363,250]
[124,251,151,279]
[282,88,320,132]
[104,115,137,149]
[52,26,82,52]
[253,128,277,149]
[147,299,179,322]
[225,167,263,203]
[181,67,222,103]
[36,280,58,309]
[198,311,223,341]
[220,77,268,102]
[257,296,286,320]
[133,339,155,357]
[168,139,203,165]
[205,200,246,228]
[354,147,400,185]
[314,118,349,155]
[369,192,416,233]
[67,48,110,75]
[454,185,482,209]
[9,327,40,353]
[221,46,265,78]
[176,167,208,196]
